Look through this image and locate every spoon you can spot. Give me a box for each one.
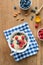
[10,52,15,56]
[36,5,43,15]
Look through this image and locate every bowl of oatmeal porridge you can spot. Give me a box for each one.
[8,31,30,53]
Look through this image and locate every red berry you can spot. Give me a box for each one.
[15,36,18,40]
[39,30,41,32]
[18,40,25,48]
[11,44,14,48]
[21,36,25,40]
[35,23,39,28]
[40,32,43,35]
[19,43,23,48]
[39,32,43,36]
[38,31,43,37]
[41,29,43,32]
[18,40,22,44]
[40,36,43,39]
[22,41,25,44]
[39,29,43,33]
[18,40,25,44]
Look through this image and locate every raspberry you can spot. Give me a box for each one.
[22,41,25,44]
[18,40,21,43]
[39,32,43,35]
[18,40,25,48]
[39,30,41,33]
[21,36,25,40]
[15,36,18,40]
[18,40,25,44]
[35,23,39,28]
[39,29,43,33]
[19,43,23,48]
[40,36,43,39]
[41,29,43,32]
[11,44,14,48]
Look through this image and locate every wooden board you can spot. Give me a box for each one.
[0,0,43,65]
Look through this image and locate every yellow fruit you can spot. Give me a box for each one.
[35,16,41,23]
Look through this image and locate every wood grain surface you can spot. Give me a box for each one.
[0,0,43,65]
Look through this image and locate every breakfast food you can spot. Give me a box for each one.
[25,14,28,16]
[21,18,24,21]
[10,32,28,50]
[31,16,34,21]
[35,23,39,28]
[38,29,43,40]
[20,0,31,10]
[35,16,41,23]
[16,18,19,21]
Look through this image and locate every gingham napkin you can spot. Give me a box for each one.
[4,22,39,61]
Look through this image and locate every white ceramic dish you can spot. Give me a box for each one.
[19,0,32,10]
[8,31,30,53]
[37,28,43,41]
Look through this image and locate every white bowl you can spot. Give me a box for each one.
[19,0,32,10]
[37,28,43,41]
[8,31,30,53]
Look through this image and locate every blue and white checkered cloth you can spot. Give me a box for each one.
[4,22,39,61]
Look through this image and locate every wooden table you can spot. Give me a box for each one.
[0,0,43,65]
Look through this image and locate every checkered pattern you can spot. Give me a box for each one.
[4,22,39,61]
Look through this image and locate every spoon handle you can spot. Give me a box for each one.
[36,5,43,14]
[10,53,15,56]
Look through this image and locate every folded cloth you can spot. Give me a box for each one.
[4,22,39,61]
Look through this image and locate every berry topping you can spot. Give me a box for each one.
[18,40,22,44]
[11,44,14,48]
[39,32,43,35]
[19,43,23,48]
[40,35,43,39]
[21,35,25,40]
[15,36,18,40]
